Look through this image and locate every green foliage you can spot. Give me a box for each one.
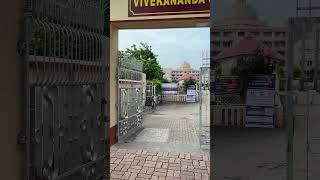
[119,43,164,81]
[183,78,196,93]
[231,56,275,97]
[161,78,170,83]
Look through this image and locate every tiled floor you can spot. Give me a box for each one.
[110,147,210,180]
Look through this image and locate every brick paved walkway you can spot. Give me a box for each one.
[110,147,210,180]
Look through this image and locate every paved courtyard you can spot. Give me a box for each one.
[110,147,210,180]
[114,102,209,155]
[111,100,210,179]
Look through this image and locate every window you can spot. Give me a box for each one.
[223,41,232,47]
[307,61,313,66]
[223,32,233,37]
[263,41,272,47]
[274,41,286,47]
[275,32,286,38]
[251,32,260,37]
[213,41,220,47]
[238,32,245,37]
[212,32,220,37]
[263,32,272,37]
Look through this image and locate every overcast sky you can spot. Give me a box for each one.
[119,0,301,70]
[119,28,209,70]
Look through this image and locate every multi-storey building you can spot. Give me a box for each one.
[163,62,200,82]
[211,0,287,60]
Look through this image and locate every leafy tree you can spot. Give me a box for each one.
[183,78,196,93]
[119,43,164,81]
[162,78,170,83]
[231,55,275,97]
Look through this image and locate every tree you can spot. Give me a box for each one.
[162,78,170,83]
[183,78,196,93]
[119,43,164,81]
[231,55,275,97]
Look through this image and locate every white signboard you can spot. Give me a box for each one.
[246,89,275,107]
[245,75,276,128]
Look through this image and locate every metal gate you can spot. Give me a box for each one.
[199,51,210,149]
[19,1,109,180]
[145,84,156,108]
[118,57,144,142]
[287,16,320,179]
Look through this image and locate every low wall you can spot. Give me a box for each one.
[213,105,246,127]
[161,95,187,102]
[213,105,284,128]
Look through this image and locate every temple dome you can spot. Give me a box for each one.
[224,0,259,23]
[179,62,191,71]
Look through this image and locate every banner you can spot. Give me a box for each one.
[213,76,240,95]
[162,83,178,95]
[247,74,275,90]
[186,85,197,102]
[128,0,210,17]
[245,75,276,128]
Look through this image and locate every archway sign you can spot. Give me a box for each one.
[109,0,210,145]
[128,0,210,17]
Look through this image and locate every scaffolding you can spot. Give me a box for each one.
[286,1,320,179]
[199,50,210,150]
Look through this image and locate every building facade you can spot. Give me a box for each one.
[163,62,200,82]
[211,0,287,60]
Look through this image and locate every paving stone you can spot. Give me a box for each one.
[165,177,180,180]
[137,173,152,179]
[151,176,159,180]
[122,172,131,179]
[128,168,140,173]
[153,171,166,177]
[166,169,174,177]
[128,172,137,180]
[155,168,167,173]
[173,170,180,178]
[156,162,162,168]
[115,164,124,171]
[195,172,202,179]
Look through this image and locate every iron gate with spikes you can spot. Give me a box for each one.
[20,0,109,180]
[117,57,144,142]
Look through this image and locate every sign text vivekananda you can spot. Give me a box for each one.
[128,0,210,17]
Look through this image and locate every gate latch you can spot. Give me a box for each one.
[17,131,27,145]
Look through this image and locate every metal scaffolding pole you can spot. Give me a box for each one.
[313,24,319,90]
[287,18,295,180]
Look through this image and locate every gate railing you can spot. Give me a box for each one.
[212,105,246,127]
[118,87,143,141]
[117,57,144,142]
[160,95,187,102]
[21,1,108,180]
